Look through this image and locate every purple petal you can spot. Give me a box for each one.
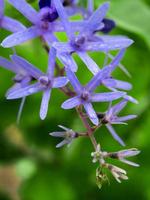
[77,52,100,75]
[106,124,125,146]
[81,2,109,35]
[117,115,137,122]
[11,54,42,79]
[65,67,82,93]
[53,77,68,88]
[61,96,81,109]
[91,91,126,102]
[7,83,42,99]
[43,32,57,46]
[56,139,70,148]
[124,95,139,104]
[8,0,38,24]
[40,89,51,120]
[1,26,41,48]
[47,47,56,78]
[88,0,94,13]
[54,0,73,39]
[50,131,66,137]
[108,53,131,77]
[120,158,139,167]
[58,53,78,72]
[103,78,132,90]
[108,100,128,116]
[86,67,111,92]
[53,42,74,53]
[119,149,140,157]
[0,56,17,73]
[83,102,99,125]
[100,36,134,49]
[1,16,26,32]
[0,0,4,18]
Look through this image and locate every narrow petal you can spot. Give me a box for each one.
[8,0,38,24]
[108,53,131,77]
[1,16,26,32]
[58,125,70,131]
[117,115,137,122]
[50,131,66,137]
[1,26,41,48]
[77,52,100,75]
[81,2,109,35]
[0,0,4,18]
[7,83,42,99]
[88,0,94,13]
[84,103,99,125]
[106,124,125,146]
[61,96,81,109]
[0,56,17,73]
[120,159,139,167]
[86,67,111,92]
[58,53,78,72]
[56,139,70,148]
[53,42,73,53]
[103,78,132,90]
[91,92,126,102]
[65,67,82,93]
[108,100,128,116]
[53,77,69,88]
[124,95,139,104]
[40,89,51,120]
[17,97,26,124]
[11,54,43,79]
[47,47,56,78]
[54,0,74,40]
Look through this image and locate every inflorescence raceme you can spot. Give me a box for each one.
[0,0,140,187]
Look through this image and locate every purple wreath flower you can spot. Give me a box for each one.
[1,0,85,48]
[0,0,25,32]
[50,125,78,148]
[61,66,126,126]
[98,100,137,146]
[6,48,68,120]
[52,0,133,74]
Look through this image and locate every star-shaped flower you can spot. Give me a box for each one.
[98,100,137,146]
[52,0,133,74]
[61,60,126,125]
[50,125,78,148]
[0,0,25,32]
[6,48,69,120]
[1,0,85,48]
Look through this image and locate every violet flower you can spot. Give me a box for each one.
[1,0,85,48]
[98,100,137,146]
[6,48,68,120]
[53,0,133,74]
[0,0,25,32]
[61,67,126,125]
[50,125,78,148]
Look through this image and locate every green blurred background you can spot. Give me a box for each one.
[0,0,150,199]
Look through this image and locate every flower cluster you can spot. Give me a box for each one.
[0,0,140,186]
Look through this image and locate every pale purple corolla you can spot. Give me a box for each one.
[98,100,137,146]
[1,0,86,48]
[0,0,25,32]
[6,48,69,120]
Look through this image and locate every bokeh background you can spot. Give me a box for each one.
[0,0,150,199]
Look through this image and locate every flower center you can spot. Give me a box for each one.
[39,76,51,87]
[39,7,58,24]
[80,90,90,101]
[71,36,85,50]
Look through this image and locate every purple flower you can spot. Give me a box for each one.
[53,0,133,74]
[49,125,78,148]
[0,0,25,32]
[6,48,68,120]
[61,61,126,125]
[111,148,140,167]
[1,0,84,48]
[98,100,137,146]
